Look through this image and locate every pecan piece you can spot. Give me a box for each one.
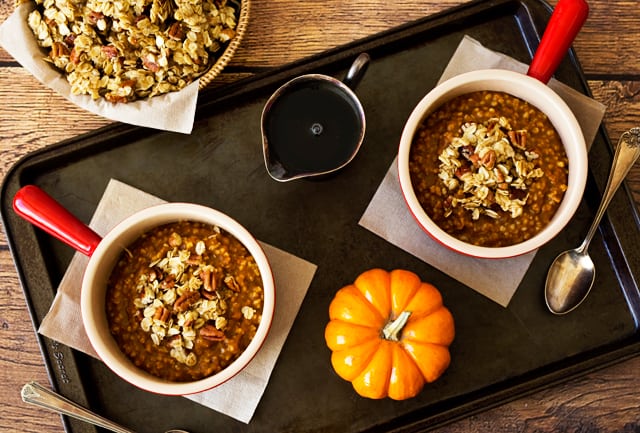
[101,45,118,59]
[50,41,69,59]
[69,47,81,64]
[460,145,475,161]
[202,268,215,292]
[201,290,217,300]
[480,150,497,170]
[224,275,240,292]
[120,79,136,89]
[63,33,76,48]
[104,93,128,103]
[160,273,176,289]
[454,163,471,179]
[167,22,184,40]
[174,290,201,312]
[167,334,182,347]
[200,324,225,341]
[86,10,105,25]
[153,306,171,323]
[143,54,160,72]
[508,130,527,149]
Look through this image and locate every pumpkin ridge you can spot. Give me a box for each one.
[389,269,422,315]
[401,307,455,345]
[388,343,425,400]
[401,282,444,320]
[400,340,452,383]
[352,340,393,399]
[325,319,381,351]
[331,338,382,381]
[329,284,386,327]
[354,268,392,319]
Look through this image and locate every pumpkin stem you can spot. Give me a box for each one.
[382,311,411,342]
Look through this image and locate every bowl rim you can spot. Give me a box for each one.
[397,69,588,259]
[81,202,275,395]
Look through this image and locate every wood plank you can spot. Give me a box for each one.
[2,0,640,75]
[590,80,640,204]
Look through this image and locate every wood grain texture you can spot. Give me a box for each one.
[1,0,639,432]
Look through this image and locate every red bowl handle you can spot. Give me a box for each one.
[13,185,102,257]
[527,0,589,84]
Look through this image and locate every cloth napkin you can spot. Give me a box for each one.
[359,36,606,307]
[0,4,198,134]
[38,179,317,423]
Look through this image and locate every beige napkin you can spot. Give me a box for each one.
[38,179,317,423]
[359,36,606,307]
[0,4,198,134]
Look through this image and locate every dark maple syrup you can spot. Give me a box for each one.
[263,80,363,178]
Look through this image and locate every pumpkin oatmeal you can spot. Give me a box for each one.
[409,90,569,247]
[106,220,263,382]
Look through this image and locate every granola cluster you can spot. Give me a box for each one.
[23,0,239,102]
[437,117,544,220]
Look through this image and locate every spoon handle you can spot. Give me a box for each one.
[579,128,640,252]
[21,382,135,433]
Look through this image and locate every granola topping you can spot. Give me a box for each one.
[437,116,543,220]
[134,228,250,367]
[106,220,264,382]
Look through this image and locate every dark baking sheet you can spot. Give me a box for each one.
[2,0,640,432]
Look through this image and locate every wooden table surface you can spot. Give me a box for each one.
[1,0,639,431]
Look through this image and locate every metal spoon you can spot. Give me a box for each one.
[545,127,640,314]
[21,381,189,433]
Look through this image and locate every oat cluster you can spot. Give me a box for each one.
[438,117,544,220]
[134,231,255,367]
[23,0,238,102]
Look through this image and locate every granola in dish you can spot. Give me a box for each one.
[22,0,239,102]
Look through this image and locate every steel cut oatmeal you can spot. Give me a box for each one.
[409,90,569,247]
[106,220,264,382]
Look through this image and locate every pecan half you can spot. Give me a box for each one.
[174,290,201,313]
[199,324,225,341]
[50,41,69,59]
[480,150,497,170]
[224,275,240,292]
[508,130,527,150]
[101,45,118,59]
[142,55,160,72]
[153,306,170,323]
[167,22,184,40]
[202,268,216,292]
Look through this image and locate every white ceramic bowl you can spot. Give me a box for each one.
[397,69,588,259]
[81,203,275,395]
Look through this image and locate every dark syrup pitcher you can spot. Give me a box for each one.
[261,53,370,181]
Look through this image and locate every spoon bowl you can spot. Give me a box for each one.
[545,128,640,314]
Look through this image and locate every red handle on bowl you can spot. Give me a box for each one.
[13,185,102,257]
[527,0,589,84]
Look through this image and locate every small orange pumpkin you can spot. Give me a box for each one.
[324,268,455,400]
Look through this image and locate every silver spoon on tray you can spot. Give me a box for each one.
[21,382,189,433]
[545,127,640,314]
